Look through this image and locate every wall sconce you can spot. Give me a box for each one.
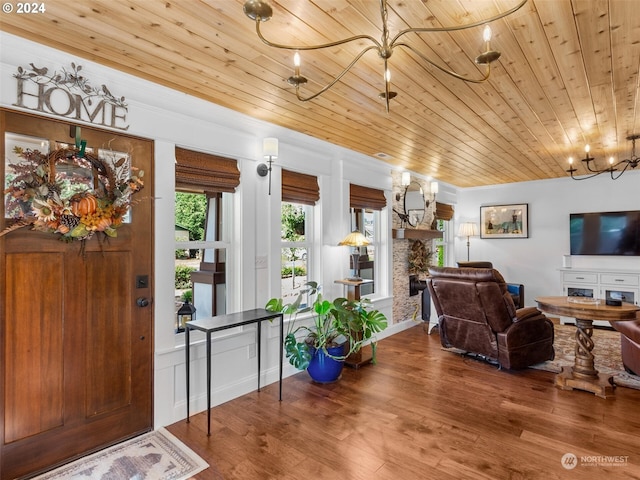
[396,171,412,201]
[458,222,479,261]
[426,181,438,207]
[338,230,370,280]
[257,137,278,195]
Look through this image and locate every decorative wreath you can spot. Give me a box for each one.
[3,146,144,242]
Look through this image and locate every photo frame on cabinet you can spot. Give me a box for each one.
[480,204,528,238]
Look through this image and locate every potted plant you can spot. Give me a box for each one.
[266,282,388,383]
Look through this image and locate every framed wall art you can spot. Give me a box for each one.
[480,204,528,238]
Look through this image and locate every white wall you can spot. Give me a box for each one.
[454,173,640,306]
[0,32,400,430]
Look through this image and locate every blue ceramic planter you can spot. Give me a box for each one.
[306,344,345,383]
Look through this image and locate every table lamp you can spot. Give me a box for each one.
[339,230,370,280]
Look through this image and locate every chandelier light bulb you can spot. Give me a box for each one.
[293,52,301,76]
[385,68,391,82]
[483,25,492,43]
[609,156,615,165]
[568,156,574,165]
[585,144,590,154]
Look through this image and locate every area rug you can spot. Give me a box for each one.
[530,323,640,391]
[33,428,208,480]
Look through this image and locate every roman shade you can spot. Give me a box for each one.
[282,169,319,205]
[175,147,240,193]
[350,184,387,210]
[435,202,454,221]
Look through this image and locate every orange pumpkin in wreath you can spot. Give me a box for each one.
[70,194,98,217]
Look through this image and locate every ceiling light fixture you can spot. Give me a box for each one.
[567,134,640,180]
[243,0,527,112]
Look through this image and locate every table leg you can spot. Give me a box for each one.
[279,313,283,401]
[555,317,615,398]
[206,331,212,436]
[185,326,190,423]
[257,320,262,392]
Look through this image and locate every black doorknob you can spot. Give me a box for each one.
[136,297,150,307]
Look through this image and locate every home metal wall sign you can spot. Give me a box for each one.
[13,62,129,131]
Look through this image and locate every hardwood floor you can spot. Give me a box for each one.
[167,325,640,480]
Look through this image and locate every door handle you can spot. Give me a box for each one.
[136,297,150,307]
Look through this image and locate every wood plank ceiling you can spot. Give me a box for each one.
[1,0,639,187]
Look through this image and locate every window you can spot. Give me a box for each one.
[174,147,239,333]
[434,202,455,267]
[281,202,312,302]
[175,192,231,331]
[349,208,378,295]
[280,169,319,302]
[349,184,387,296]
[433,218,448,267]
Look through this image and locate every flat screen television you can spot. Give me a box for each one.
[570,210,640,256]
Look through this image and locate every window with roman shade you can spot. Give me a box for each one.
[348,184,386,296]
[175,146,240,193]
[434,202,454,221]
[433,202,454,268]
[174,147,238,333]
[281,169,319,205]
[280,169,319,300]
[349,183,387,210]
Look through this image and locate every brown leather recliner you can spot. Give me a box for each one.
[457,261,525,309]
[611,319,640,375]
[427,267,554,369]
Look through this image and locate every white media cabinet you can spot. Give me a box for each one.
[559,268,640,326]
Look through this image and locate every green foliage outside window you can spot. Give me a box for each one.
[281,203,305,240]
[175,265,196,289]
[281,203,306,280]
[175,192,207,240]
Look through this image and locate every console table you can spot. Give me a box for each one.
[536,296,639,398]
[185,308,284,435]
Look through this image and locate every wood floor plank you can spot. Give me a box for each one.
[167,325,640,479]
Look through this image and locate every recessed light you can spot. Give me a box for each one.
[374,152,392,160]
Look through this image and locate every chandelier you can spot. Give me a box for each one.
[567,134,640,180]
[243,0,528,112]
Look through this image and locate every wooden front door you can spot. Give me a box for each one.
[0,110,154,479]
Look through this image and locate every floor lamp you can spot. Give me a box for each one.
[458,222,479,261]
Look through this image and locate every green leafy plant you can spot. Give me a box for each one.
[180,289,193,303]
[266,282,388,370]
[175,265,196,289]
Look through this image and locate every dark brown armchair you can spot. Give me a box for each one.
[611,318,640,375]
[457,261,525,308]
[427,267,554,369]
